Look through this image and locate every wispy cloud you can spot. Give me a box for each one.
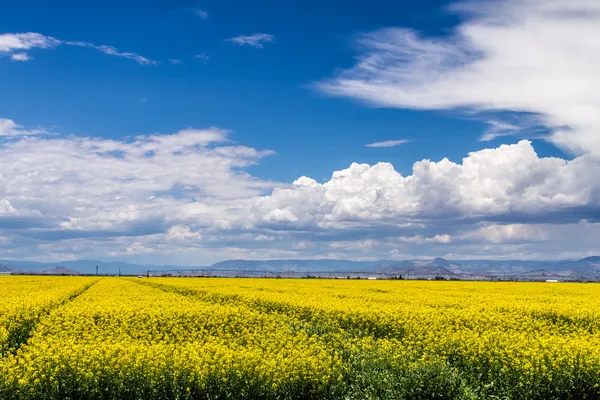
[0,32,157,65]
[194,53,210,63]
[365,139,409,148]
[194,8,209,19]
[0,118,44,136]
[481,117,548,142]
[480,120,522,142]
[10,52,30,61]
[169,59,182,65]
[226,33,274,48]
[64,41,158,65]
[317,0,600,156]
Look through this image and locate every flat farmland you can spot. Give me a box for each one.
[1,276,600,399]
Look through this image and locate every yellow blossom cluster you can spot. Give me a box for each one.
[0,276,96,355]
[0,279,351,399]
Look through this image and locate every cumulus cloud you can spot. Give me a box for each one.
[0,199,18,216]
[0,123,275,239]
[462,224,548,243]
[2,118,599,263]
[248,140,600,229]
[318,0,600,155]
[167,225,201,241]
[226,33,275,48]
[366,139,409,148]
[0,32,156,64]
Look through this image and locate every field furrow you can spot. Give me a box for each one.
[0,277,98,356]
[0,278,345,399]
[2,277,600,399]
[140,278,600,399]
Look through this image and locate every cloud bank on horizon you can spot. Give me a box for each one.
[1,0,599,264]
[1,122,598,264]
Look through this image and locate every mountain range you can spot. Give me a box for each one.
[1,256,599,279]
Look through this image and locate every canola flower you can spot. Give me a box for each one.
[0,279,350,399]
[0,276,599,399]
[143,278,600,399]
[0,276,96,356]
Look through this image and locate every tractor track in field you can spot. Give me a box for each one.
[127,279,600,400]
[127,279,481,398]
[128,278,405,341]
[1,278,101,356]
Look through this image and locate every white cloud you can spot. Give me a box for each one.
[2,119,600,263]
[167,225,201,240]
[124,241,156,255]
[330,239,377,250]
[0,32,156,64]
[293,241,310,250]
[249,140,600,227]
[480,120,522,142]
[255,235,275,241]
[0,123,276,238]
[194,53,210,63]
[263,209,298,223]
[462,224,547,243]
[365,139,409,148]
[169,59,182,65]
[0,32,59,53]
[318,0,600,155]
[226,33,275,48]
[194,8,209,19]
[10,53,31,61]
[0,199,18,216]
[64,41,158,65]
[0,118,44,136]
[399,235,453,244]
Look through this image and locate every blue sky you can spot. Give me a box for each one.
[1,0,566,181]
[0,0,599,264]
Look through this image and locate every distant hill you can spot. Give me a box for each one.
[0,259,167,276]
[519,269,551,276]
[211,259,382,272]
[377,264,455,276]
[11,266,80,276]
[580,256,600,263]
[0,256,599,278]
[40,267,80,276]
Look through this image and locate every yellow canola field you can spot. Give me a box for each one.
[0,278,354,399]
[1,276,600,399]
[148,278,600,396]
[0,276,96,355]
